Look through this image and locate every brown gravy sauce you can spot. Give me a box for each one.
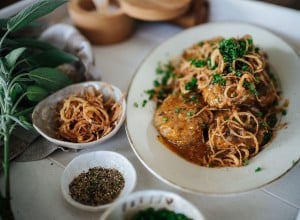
[157,135,211,166]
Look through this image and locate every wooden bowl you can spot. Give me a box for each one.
[68,0,134,45]
[119,0,191,21]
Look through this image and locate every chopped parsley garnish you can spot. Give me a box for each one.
[155,63,175,85]
[261,121,268,128]
[243,159,250,166]
[190,95,199,102]
[185,77,198,91]
[198,41,204,47]
[255,167,262,172]
[190,59,206,68]
[201,123,207,129]
[162,117,168,122]
[242,64,249,71]
[153,80,160,87]
[261,131,273,146]
[266,113,277,128]
[157,88,172,101]
[145,89,155,100]
[281,109,287,116]
[256,111,263,117]
[133,102,138,108]
[243,81,258,96]
[175,108,181,113]
[142,100,147,107]
[235,70,242,77]
[186,111,194,117]
[212,73,226,86]
[219,38,248,63]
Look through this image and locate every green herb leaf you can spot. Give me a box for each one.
[261,131,273,146]
[3,37,56,51]
[26,85,49,102]
[212,73,226,86]
[219,38,247,63]
[190,59,206,68]
[145,89,155,100]
[0,19,8,31]
[26,49,79,68]
[7,0,68,32]
[10,82,25,102]
[186,111,194,117]
[162,117,168,122]
[185,77,198,91]
[142,99,147,107]
[243,80,258,96]
[0,57,9,75]
[243,159,250,165]
[175,108,181,113]
[28,67,71,91]
[255,167,262,172]
[281,109,287,116]
[5,47,26,69]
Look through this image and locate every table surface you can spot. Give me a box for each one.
[1,0,300,219]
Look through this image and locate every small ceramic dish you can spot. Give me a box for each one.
[32,81,126,150]
[100,190,205,220]
[40,23,98,80]
[61,151,137,212]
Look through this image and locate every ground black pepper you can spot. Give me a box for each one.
[69,167,125,206]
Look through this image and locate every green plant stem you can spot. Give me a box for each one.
[3,131,10,199]
[0,31,10,48]
[0,127,15,220]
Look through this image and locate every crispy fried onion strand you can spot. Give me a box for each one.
[56,85,122,143]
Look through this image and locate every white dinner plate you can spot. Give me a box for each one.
[125,22,300,194]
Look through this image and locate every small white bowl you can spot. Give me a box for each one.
[61,151,137,212]
[100,190,205,220]
[32,81,126,150]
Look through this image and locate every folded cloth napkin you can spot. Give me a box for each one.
[15,136,59,162]
[0,127,59,168]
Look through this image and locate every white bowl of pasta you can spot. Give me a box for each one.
[32,81,126,149]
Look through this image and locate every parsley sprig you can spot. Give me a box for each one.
[212,73,226,86]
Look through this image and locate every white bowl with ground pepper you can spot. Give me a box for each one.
[61,151,137,212]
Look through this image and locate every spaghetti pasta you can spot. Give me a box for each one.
[150,35,286,167]
[56,85,122,143]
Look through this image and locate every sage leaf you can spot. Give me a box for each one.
[27,49,79,68]
[3,38,56,51]
[5,47,26,69]
[26,85,49,102]
[0,19,8,29]
[28,67,71,91]
[0,58,9,75]
[7,0,68,32]
[10,82,25,102]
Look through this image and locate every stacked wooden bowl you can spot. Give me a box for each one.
[68,0,209,45]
